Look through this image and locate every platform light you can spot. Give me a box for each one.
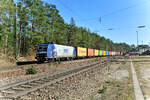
[137,26,145,28]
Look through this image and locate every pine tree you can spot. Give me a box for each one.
[0,0,132,58]
[67,17,76,46]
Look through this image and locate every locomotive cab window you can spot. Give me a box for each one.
[38,46,48,52]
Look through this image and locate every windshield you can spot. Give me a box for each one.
[38,46,48,52]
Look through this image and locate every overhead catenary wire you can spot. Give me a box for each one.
[1,0,150,31]
[48,0,95,29]
[1,0,150,23]
[76,0,150,22]
[0,0,95,29]
[49,0,150,33]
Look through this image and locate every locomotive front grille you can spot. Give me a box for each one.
[36,53,47,57]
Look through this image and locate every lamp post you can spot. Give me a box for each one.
[136,31,139,47]
[136,26,145,47]
[136,25,145,54]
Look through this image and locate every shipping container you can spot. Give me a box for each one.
[109,51,111,55]
[116,52,118,55]
[106,51,109,56]
[88,48,94,56]
[118,52,120,55]
[76,47,87,57]
[94,49,99,56]
[103,51,106,56]
[111,52,114,56]
[114,52,116,56]
[121,52,123,55]
[99,50,103,56]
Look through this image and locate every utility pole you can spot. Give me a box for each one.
[136,31,139,47]
[142,41,143,45]
[136,31,139,52]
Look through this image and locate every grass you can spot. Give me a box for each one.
[58,60,61,64]
[105,80,111,84]
[26,66,38,75]
[133,60,150,99]
[98,85,107,94]
[100,61,134,100]
[20,66,24,70]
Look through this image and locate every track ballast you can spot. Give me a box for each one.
[0,59,111,99]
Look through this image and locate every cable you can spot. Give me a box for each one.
[1,0,150,22]
[1,0,149,32]
[51,0,150,34]
[76,0,150,22]
[53,0,95,29]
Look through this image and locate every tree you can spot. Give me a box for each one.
[0,0,132,59]
[67,17,76,46]
[0,0,16,55]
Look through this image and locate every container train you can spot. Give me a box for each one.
[35,43,123,62]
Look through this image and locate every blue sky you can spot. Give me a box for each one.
[38,0,150,45]
[42,0,150,46]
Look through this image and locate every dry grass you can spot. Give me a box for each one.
[133,56,150,99]
[97,58,134,100]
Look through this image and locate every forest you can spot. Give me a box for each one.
[0,0,131,59]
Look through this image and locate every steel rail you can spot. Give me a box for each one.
[0,60,109,99]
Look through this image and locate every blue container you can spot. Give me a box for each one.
[106,51,109,56]
[116,52,118,55]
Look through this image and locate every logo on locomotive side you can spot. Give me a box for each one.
[64,49,68,53]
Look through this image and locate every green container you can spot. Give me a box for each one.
[99,50,103,56]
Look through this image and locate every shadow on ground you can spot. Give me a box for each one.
[16,61,39,65]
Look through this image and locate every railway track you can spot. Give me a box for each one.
[16,57,107,66]
[0,57,108,79]
[0,59,111,99]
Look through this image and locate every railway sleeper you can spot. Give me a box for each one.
[1,90,16,95]
[20,85,33,88]
[33,80,45,84]
[27,82,40,86]
[38,79,51,82]
[11,87,26,91]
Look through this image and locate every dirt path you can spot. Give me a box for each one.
[132,56,150,100]
[93,57,134,100]
[130,59,144,100]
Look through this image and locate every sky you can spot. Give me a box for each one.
[42,0,150,45]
